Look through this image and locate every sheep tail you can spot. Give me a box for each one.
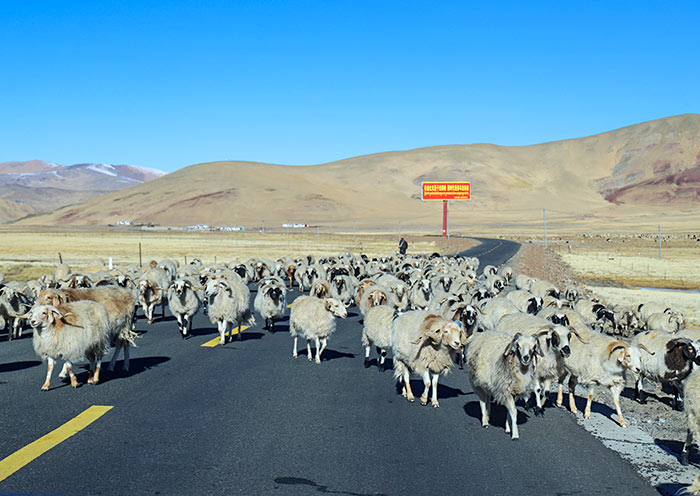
[119,327,140,348]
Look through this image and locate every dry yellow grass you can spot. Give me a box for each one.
[538,234,700,289]
[0,229,459,280]
[587,285,700,327]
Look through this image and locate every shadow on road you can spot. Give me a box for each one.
[274,476,388,496]
[463,400,530,429]
[82,356,171,384]
[0,360,42,373]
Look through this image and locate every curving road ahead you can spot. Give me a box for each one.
[0,238,657,495]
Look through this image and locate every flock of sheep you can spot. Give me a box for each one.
[1,250,699,490]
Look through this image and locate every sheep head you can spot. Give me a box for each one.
[368,289,387,308]
[324,298,347,319]
[418,315,462,351]
[37,289,68,306]
[666,338,696,367]
[504,333,541,367]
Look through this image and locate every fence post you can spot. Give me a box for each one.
[138,243,142,268]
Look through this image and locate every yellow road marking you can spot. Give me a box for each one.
[201,326,250,347]
[287,304,292,308]
[0,405,113,483]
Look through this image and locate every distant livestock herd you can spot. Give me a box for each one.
[1,251,699,483]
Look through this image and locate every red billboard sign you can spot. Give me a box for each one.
[421,182,471,201]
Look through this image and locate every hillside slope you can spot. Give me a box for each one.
[17,114,700,231]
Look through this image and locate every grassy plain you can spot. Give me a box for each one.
[514,233,700,327]
[0,228,476,280]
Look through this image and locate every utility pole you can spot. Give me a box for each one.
[398,221,401,242]
[658,224,662,260]
[543,209,548,249]
[442,200,448,237]
[262,220,265,234]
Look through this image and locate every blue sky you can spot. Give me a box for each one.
[1,1,698,172]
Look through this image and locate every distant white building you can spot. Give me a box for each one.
[116,220,132,225]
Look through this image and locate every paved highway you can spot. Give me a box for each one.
[0,238,657,495]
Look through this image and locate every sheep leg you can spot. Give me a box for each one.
[419,370,431,406]
[584,387,594,419]
[187,316,193,337]
[218,321,226,345]
[673,381,683,411]
[182,315,189,338]
[237,321,242,341]
[41,357,55,391]
[363,345,371,368]
[533,380,544,417]
[293,336,298,358]
[307,339,313,361]
[319,338,328,362]
[314,337,322,364]
[123,345,130,372]
[13,318,21,339]
[505,396,519,439]
[403,368,415,402]
[556,383,564,407]
[379,349,387,372]
[65,361,78,388]
[58,362,69,379]
[568,376,579,414]
[430,373,440,408]
[88,360,101,385]
[682,429,693,465]
[634,375,645,404]
[108,344,121,372]
[611,385,627,428]
[475,388,490,427]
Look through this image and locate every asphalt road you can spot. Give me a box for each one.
[0,238,658,495]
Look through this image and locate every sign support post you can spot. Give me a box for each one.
[442,200,448,237]
[421,182,470,236]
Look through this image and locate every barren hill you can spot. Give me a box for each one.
[17,114,700,232]
[0,161,166,223]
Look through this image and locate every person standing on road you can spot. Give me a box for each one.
[399,236,408,255]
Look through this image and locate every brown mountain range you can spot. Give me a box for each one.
[15,114,700,232]
[0,161,166,223]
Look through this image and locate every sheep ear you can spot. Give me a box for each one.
[49,307,64,322]
[504,333,521,357]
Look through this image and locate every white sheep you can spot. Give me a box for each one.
[329,275,355,307]
[645,312,684,333]
[408,278,432,310]
[361,304,395,371]
[682,367,700,467]
[477,297,520,331]
[205,278,256,344]
[26,302,110,390]
[391,311,464,408]
[466,331,542,439]
[289,296,347,364]
[253,280,287,332]
[505,290,543,315]
[37,287,137,374]
[560,327,652,427]
[631,330,694,409]
[168,278,202,338]
[138,268,170,324]
[0,281,32,340]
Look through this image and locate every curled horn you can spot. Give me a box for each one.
[568,326,589,344]
[536,327,553,338]
[607,342,627,358]
[637,343,655,355]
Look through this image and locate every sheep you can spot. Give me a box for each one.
[54,263,71,284]
[310,279,331,299]
[631,331,695,410]
[495,313,587,411]
[205,278,256,344]
[361,304,395,371]
[564,287,579,302]
[560,328,653,427]
[574,300,615,330]
[613,306,640,337]
[466,331,542,439]
[138,268,170,324]
[157,259,179,280]
[505,290,543,315]
[167,278,202,339]
[37,287,138,373]
[484,274,506,296]
[60,273,93,289]
[375,275,409,311]
[408,278,432,310]
[481,265,497,277]
[358,284,392,316]
[682,367,700,467]
[329,275,354,307]
[253,279,287,332]
[392,311,464,408]
[514,274,533,291]
[637,302,683,323]
[499,265,514,284]
[0,281,32,340]
[646,312,684,333]
[529,279,560,299]
[26,302,110,390]
[477,297,520,331]
[289,296,347,364]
